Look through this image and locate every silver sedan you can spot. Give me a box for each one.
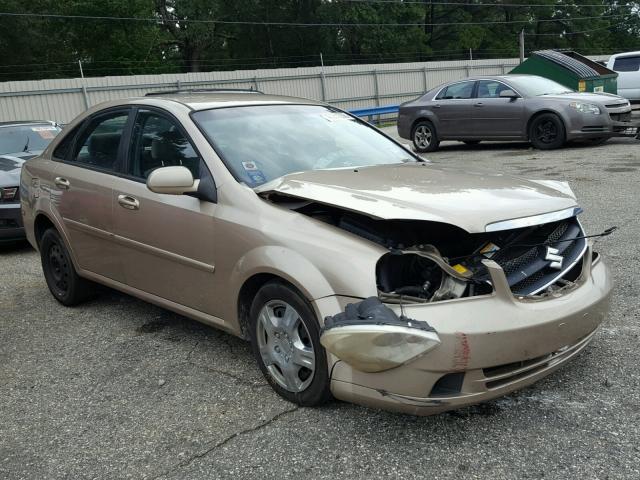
[397,74,639,152]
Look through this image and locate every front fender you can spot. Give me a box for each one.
[230,245,346,303]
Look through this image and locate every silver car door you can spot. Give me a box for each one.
[472,80,525,138]
[432,80,476,137]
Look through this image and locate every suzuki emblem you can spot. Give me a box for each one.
[545,246,564,270]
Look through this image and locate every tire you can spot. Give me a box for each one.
[249,281,332,406]
[40,228,93,306]
[412,120,440,152]
[463,140,481,145]
[529,113,566,150]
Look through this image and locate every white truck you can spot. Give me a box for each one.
[607,51,640,102]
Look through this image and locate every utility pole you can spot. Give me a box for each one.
[78,60,90,110]
[519,30,525,64]
[469,48,473,61]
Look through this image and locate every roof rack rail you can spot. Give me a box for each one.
[145,88,263,96]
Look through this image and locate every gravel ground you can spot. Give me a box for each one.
[1,134,639,479]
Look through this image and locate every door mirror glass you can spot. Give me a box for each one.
[499,89,519,98]
[146,166,199,195]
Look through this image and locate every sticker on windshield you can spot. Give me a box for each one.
[31,126,57,139]
[242,161,259,171]
[321,112,351,123]
[246,170,266,185]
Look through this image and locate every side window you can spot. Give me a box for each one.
[436,81,475,100]
[477,80,510,98]
[72,112,129,171]
[613,56,640,72]
[128,110,203,180]
[52,125,81,160]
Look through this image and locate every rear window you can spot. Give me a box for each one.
[613,56,640,72]
[435,81,475,100]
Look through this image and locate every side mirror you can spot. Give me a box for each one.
[499,89,519,99]
[146,166,199,195]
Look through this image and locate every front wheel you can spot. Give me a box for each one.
[529,113,566,150]
[249,281,332,406]
[412,121,440,152]
[40,228,93,306]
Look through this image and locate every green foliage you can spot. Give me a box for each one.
[0,0,638,80]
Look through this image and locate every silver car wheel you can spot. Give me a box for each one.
[256,300,316,392]
[414,125,432,149]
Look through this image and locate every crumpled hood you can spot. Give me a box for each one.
[257,163,578,233]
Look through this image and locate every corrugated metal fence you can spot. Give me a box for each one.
[0,55,609,123]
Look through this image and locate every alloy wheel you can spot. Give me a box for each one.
[256,300,316,392]
[414,125,432,149]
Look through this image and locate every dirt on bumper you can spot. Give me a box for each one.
[325,253,612,415]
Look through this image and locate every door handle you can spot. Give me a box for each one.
[474,102,484,107]
[54,177,70,189]
[117,194,140,210]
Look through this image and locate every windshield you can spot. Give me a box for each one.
[191,105,416,187]
[0,124,61,155]
[507,76,574,96]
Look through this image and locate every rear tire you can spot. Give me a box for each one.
[412,120,440,152]
[40,228,93,306]
[529,113,565,150]
[249,281,332,407]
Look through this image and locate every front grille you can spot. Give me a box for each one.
[610,112,632,122]
[491,217,587,296]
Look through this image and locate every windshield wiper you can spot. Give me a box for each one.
[22,136,30,152]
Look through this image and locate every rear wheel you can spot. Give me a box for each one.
[412,121,439,152]
[40,228,93,306]
[529,113,565,150]
[249,281,331,406]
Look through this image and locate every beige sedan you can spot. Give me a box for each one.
[21,91,612,415]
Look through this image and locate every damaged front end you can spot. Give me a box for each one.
[316,207,591,374]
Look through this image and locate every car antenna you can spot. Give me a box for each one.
[23,135,30,152]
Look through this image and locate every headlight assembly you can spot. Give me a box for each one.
[321,297,441,372]
[569,102,601,115]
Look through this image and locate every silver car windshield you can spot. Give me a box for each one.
[192,105,416,187]
[507,77,574,97]
[0,124,61,155]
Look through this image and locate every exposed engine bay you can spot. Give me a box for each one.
[267,195,589,303]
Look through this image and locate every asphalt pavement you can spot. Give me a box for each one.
[1,134,639,479]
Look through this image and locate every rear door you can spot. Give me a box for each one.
[51,109,132,282]
[432,80,476,138]
[472,80,525,138]
[111,108,219,314]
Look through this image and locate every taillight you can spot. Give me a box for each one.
[1,186,18,202]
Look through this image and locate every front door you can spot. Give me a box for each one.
[51,110,131,282]
[111,108,219,314]
[432,80,476,137]
[471,80,525,138]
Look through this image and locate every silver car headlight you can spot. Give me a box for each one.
[569,102,601,115]
[321,297,441,373]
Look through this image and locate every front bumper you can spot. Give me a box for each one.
[317,248,612,415]
[0,203,24,241]
[566,109,640,140]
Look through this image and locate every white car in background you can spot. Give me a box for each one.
[607,51,640,102]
